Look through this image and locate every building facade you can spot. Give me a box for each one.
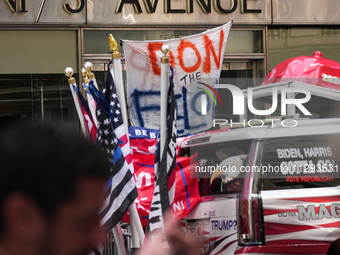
[1,0,340,126]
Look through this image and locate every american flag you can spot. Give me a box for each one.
[107,61,134,175]
[146,66,177,246]
[83,82,99,128]
[88,76,137,231]
[72,84,97,143]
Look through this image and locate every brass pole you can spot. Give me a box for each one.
[109,34,121,59]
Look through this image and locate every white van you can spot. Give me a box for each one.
[180,118,340,255]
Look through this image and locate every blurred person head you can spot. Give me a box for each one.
[0,121,111,255]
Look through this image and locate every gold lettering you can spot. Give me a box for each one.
[116,0,143,13]
[144,0,159,13]
[63,0,85,14]
[19,0,27,12]
[213,0,237,14]
[241,0,261,13]
[187,0,211,13]
[5,0,16,13]
[35,0,46,22]
[164,0,185,13]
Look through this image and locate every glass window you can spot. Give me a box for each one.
[0,73,80,126]
[268,27,340,71]
[261,135,340,190]
[0,31,77,74]
[0,31,79,126]
[186,139,253,196]
[84,30,204,54]
[225,30,263,54]
[83,30,263,54]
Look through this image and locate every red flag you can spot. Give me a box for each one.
[72,84,97,142]
[122,153,200,227]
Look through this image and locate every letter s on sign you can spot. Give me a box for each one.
[63,0,85,13]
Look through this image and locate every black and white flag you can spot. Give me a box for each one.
[88,70,137,231]
[146,66,177,246]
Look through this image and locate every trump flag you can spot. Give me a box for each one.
[122,126,200,227]
[123,21,232,135]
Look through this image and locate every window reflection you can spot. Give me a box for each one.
[84,30,263,54]
[0,74,79,126]
[269,27,340,70]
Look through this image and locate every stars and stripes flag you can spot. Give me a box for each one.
[83,83,99,128]
[146,66,177,247]
[106,61,135,175]
[72,84,97,143]
[88,68,138,231]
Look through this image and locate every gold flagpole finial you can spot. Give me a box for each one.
[81,67,89,84]
[65,67,76,84]
[109,34,120,59]
[161,44,170,64]
[84,62,95,79]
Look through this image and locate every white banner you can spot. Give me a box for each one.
[123,21,232,135]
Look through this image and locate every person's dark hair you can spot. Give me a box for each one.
[0,121,111,234]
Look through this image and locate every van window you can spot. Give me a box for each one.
[261,134,340,190]
[189,139,253,196]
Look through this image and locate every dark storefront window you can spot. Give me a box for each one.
[0,74,79,126]
[83,29,263,54]
[0,30,79,127]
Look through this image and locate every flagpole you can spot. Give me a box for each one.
[160,45,170,157]
[81,67,89,90]
[109,34,129,133]
[112,227,127,255]
[85,62,99,89]
[65,67,86,135]
[84,62,99,127]
[109,35,145,248]
[84,64,128,255]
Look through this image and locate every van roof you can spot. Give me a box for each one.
[181,118,340,148]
